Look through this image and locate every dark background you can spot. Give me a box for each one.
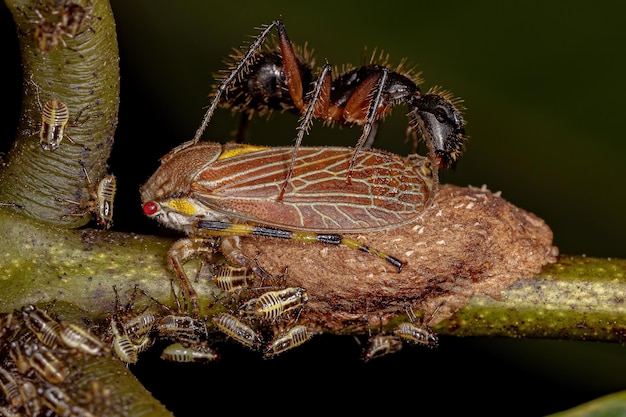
[2,1,626,415]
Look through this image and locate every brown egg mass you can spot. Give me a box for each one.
[238,184,559,333]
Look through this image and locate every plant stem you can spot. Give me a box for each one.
[0,0,120,227]
[1,206,624,343]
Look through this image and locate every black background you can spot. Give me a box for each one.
[2,1,625,415]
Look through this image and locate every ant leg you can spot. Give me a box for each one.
[363,120,380,149]
[348,67,389,181]
[191,20,281,145]
[278,63,332,201]
[276,20,305,110]
[404,124,419,153]
[235,112,251,144]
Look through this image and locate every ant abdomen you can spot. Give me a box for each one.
[220,51,313,117]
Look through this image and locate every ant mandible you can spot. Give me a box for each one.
[190,20,467,200]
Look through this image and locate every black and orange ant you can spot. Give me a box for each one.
[190,20,467,199]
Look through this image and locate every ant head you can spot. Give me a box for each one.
[411,90,467,170]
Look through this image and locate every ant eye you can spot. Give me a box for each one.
[142,201,159,215]
[434,107,449,123]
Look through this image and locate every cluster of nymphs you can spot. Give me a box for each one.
[0,305,112,416]
[211,264,315,358]
[210,263,439,362]
[361,307,440,362]
[99,285,218,365]
[26,0,95,54]
[107,263,438,364]
[102,266,317,364]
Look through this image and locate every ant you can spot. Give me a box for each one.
[190,20,467,200]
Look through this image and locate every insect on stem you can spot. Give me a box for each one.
[195,19,467,203]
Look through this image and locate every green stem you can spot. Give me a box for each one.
[1,206,624,344]
[0,1,167,415]
[0,0,119,227]
[439,255,626,342]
